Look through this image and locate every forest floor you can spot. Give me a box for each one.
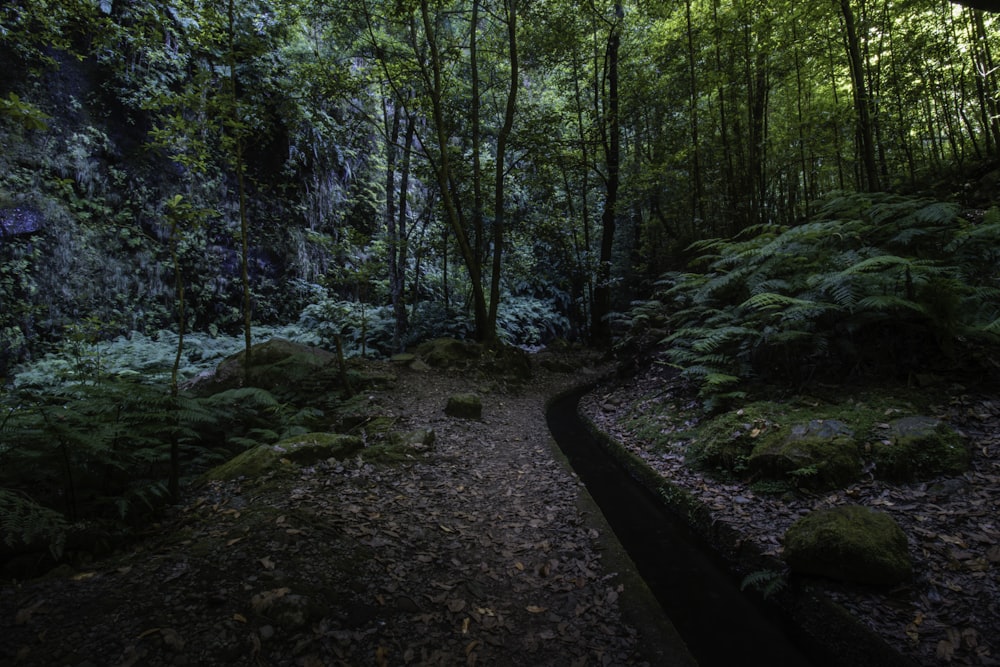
[0,350,693,667]
[1,348,996,666]
[585,363,1000,667]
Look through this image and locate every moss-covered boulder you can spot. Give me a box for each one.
[783,505,912,585]
[183,338,342,398]
[390,428,436,451]
[363,428,438,463]
[202,433,364,481]
[446,393,482,419]
[748,419,861,490]
[481,345,533,380]
[685,405,777,474]
[416,338,483,369]
[871,416,969,481]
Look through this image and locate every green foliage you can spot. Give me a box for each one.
[0,329,329,564]
[740,568,787,600]
[297,294,572,357]
[0,488,69,559]
[622,193,1000,397]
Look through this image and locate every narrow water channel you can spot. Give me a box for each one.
[547,389,831,667]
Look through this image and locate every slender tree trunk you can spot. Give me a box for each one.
[571,55,593,338]
[487,0,519,343]
[792,19,811,218]
[592,2,622,345]
[419,0,490,340]
[394,114,415,348]
[840,0,880,191]
[711,0,735,234]
[471,0,485,267]
[227,0,252,367]
[385,97,402,351]
[684,0,704,227]
[168,211,185,502]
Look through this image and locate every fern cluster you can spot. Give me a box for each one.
[0,335,318,567]
[624,193,1000,401]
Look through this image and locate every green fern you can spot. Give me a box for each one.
[0,488,69,558]
[740,568,788,600]
[626,191,999,397]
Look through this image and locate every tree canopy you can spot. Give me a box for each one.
[0,0,998,368]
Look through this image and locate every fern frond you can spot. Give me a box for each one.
[856,295,928,314]
[838,254,912,275]
[0,488,68,558]
[740,292,819,311]
[691,326,758,354]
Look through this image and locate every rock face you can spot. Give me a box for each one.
[748,419,861,490]
[446,393,482,420]
[783,505,912,585]
[872,416,969,481]
[202,433,364,481]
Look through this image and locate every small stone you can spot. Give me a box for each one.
[259,625,275,640]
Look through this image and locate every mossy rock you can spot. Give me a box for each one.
[446,393,482,419]
[481,345,533,380]
[872,416,969,481]
[183,338,342,398]
[363,429,437,463]
[685,404,778,475]
[202,433,364,481]
[748,419,861,491]
[390,428,436,450]
[416,338,483,369]
[783,505,912,586]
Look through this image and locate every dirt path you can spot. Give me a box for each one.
[0,357,692,667]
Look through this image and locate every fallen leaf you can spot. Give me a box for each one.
[937,639,955,661]
[260,556,276,570]
[233,613,247,623]
[526,605,547,613]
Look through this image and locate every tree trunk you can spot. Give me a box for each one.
[419,0,490,340]
[592,2,622,345]
[840,0,880,192]
[487,0,519,344]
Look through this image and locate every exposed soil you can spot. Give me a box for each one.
[584,363,1000,667]
[0,352,691,667]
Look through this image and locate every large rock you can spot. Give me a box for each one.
[416,338,483,369]
[183,338,342,397]
[872,416,969,481]
[783,505,912,586]
[748,419,861,490]
[202,433,364,481]
[446,393,482,419]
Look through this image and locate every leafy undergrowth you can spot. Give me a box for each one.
[586,364,1000,666]
[0,353,667,667]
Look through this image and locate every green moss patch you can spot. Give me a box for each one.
[748,419,861,491]
[872,416,969,481]
[783,505,912,586]
[202,432,364,481]
[446,393,482,420]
